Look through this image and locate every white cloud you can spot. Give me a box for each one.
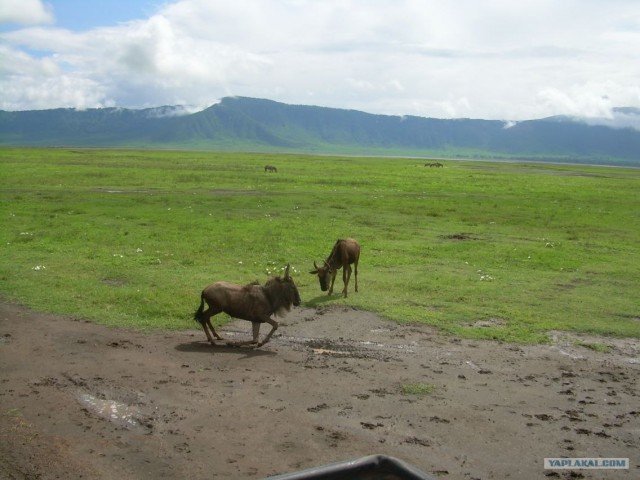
[0,0,53,25]
[538,86,613,119]
[1,0,640,120]
[581,110,640,130]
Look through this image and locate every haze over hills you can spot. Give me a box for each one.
[1,96,639,166]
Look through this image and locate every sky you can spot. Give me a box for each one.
[1,0,640,122]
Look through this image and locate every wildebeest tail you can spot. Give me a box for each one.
[193,291,205,324]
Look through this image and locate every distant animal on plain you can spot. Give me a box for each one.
[424,162,443,168]
[193,264,300,347]
[264,165,278,173]
[310,238,360,298]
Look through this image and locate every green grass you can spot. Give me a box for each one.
[1,147,639,343]
[575,341,611,353]
[401,383,435,395]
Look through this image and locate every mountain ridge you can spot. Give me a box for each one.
[1,96,639,166]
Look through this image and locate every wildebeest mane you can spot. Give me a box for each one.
[263,276,297,317]
[327,239,343,264]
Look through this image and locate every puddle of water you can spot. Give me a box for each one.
[77,392,146,430]
[312,348,349,356]
[552,347,586,360]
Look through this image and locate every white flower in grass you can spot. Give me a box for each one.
[32,265,46,271]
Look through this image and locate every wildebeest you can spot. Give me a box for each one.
[424,162,443,168]
[264,165,278,173]
[310,238,360,298]
[193,264,301,347]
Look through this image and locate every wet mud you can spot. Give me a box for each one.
[0,302,638,479]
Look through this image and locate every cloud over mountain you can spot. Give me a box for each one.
[2,96,638,165]
[2,1,639,121]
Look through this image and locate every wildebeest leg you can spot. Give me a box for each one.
[342,264,352,297]
[225,321,261,347]
[196,305,223,345]
[200,321,216,345]
[201,305,225,345]
[205,319,223,341]
[257,318,278,347]
[341,264,354,297]
[226,319,277,348]
[328,270,338,295]
[353,259,358,293]
[200,320,223,345]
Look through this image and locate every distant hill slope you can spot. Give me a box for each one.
[1,96,639,165]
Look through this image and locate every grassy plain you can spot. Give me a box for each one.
[1,147,639,343]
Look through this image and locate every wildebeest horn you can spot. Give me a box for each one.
[313,261,319,269]
[284,263,290,278]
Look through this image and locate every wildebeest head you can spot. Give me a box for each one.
[266,264,301,316]
[309,260,333,291]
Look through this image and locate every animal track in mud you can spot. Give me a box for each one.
[404,436,431,447]
[360,421,384,430]
[307,403,330,413]
[314,426,350,448]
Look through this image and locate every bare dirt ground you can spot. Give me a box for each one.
[1,301,638,479]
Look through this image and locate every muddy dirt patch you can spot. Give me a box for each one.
[1,302,638,479]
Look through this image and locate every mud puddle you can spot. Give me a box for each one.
[222,328,418,361]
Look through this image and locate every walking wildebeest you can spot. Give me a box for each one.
[310,239,360,298]
[193,264,301,347]
[264,165,277,173]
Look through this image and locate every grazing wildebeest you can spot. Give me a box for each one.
[193,264,301,347]
[264,165,278,173]
[310,239,360,298]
